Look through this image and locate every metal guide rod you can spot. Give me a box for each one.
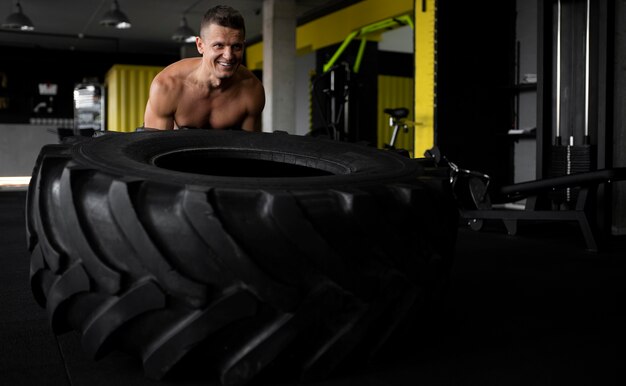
[584,0,590,143]
[556,0,562,144]
[330,70,336,138]
[344,63,350,139]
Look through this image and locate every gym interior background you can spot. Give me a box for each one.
[1,0,625,236]
[0,0,626,384]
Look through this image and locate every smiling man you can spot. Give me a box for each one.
[143,5,265,132]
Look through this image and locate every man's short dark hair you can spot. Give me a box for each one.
[201,5,246,38]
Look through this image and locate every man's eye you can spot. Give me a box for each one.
[233,44,243,51]
[214,44,223,49]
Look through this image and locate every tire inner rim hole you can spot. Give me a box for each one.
[153,149,339,178]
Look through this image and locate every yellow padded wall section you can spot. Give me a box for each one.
[377,75,414,155]
[414,0,436,155]
[245,0,413,71]
[246,42,264,72]
[105,64,164,132]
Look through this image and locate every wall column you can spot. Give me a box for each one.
[262,0,296,133]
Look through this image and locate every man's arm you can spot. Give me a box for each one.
[143,76,177,130]
[241,82,265,132]
[241,111,262,132]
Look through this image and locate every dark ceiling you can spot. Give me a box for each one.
[0,0,340,55]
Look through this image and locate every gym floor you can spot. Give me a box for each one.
[1,189,624,385]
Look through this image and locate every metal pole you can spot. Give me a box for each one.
[584,0,590,144]
[556,0,562,145]
[330,69,336,139]
[343,62,350,140]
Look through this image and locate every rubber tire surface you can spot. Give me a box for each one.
[26,130,457,385]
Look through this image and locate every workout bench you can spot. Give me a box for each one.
[460,168,626,252]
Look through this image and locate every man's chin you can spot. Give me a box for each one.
[217,64,239,77]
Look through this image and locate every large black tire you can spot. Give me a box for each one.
[26,130,457,385]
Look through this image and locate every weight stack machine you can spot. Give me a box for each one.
[548,0,594,207]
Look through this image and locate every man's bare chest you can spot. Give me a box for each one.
[175,89,247,129]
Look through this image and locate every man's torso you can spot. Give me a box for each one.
[163,58,257,130]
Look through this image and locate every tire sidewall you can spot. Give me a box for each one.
[72,130,422,189]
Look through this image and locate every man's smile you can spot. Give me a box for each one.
[217,61,235,69]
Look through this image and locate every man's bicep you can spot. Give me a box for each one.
[144,98,175,130]
[242,84,265,132]
[241,113,262,132]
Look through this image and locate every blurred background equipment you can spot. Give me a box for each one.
[73,78,104,137]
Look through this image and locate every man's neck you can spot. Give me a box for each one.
[208,75,229,90]
[198,65,238,91]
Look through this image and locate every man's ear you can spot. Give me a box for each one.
[196,36,204,55]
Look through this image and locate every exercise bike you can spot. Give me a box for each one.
[383,107,413,151]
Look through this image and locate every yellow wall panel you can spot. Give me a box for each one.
[297,0,413,52]
[105,64,164,132]
[414,0,436,155]
[245,43,264,72]
[246,0,413,71]
[378,75,415,155]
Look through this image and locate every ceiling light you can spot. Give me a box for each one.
[100,0,131,29]
[172,16,196,43]
[2,1,34,31]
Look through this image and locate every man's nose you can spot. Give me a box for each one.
[222,47,232,59]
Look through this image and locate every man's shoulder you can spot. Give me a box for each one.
[236,64,257,80]
[237,66,263,91]
[160,57,200,77]
[236,66,265,113]
[154,58,199,89]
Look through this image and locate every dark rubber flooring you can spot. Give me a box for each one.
[1,190,624,385]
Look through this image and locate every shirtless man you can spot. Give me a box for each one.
[143,5,265,132]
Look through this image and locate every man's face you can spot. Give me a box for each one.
[197,23,245,80]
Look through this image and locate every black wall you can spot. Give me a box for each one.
[436,0,517,186]
[0,46,177,124]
